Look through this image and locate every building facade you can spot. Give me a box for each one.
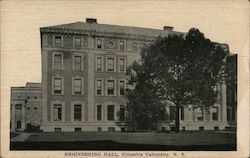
[10,18,236,132]
[39,18,232,132]
[10,83,42,131]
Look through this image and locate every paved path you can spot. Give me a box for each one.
[11,132,33,142]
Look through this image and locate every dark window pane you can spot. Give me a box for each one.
[107,80,114,95]
[74,104,81,121]
[119,81,125,95]
[107,105,114,121]
[120,105,125,121]
[54,104,62,121]
[96,80,102,95]
[97,105,102,121]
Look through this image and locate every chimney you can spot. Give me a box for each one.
[163,26,174,31]
[86,18,97,24]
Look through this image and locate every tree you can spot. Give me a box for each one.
[126,28,228,132]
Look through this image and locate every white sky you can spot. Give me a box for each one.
[1,0,249,98]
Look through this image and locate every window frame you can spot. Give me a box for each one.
[53,104,62,122]
[118,57,126,73]
[95,55,104,72]
[72,77,84,95]
[107,105,115,121]
[70,101,85,122]
[95,79,104,96]
[118,79,126,96]
[97,39,103,49]
[119,105,125,121]
[196,108,204,121]
[212,107,219,121]
[106,79,116,96]
[73,104,82,121]
[74,36,82,48]
[73,53,84,71]
[119,40,125,51]
[106,55,116,72]
[54,35,63,47]
[52,52,64,70]
[52,76,64,95]
[96,104,102,121]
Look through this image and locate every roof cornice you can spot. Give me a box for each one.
[40,27,156,42]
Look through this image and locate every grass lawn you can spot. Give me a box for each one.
[11,131,236,150]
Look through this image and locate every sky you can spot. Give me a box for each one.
[0,0,248,102]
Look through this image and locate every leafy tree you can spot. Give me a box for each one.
[126,28,228,132]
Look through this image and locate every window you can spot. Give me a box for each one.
[75,37,81,48]
[17,121,22,129]
[73,55,82,71]
[96,80,102,95]
[97,39,102,49]
[180,107,184,121]
[120,105,125,121]
[75,128,82,132]
[97,127,102,132]
[169,106,176,121]
[119,41,125,51]
[54,104,62,121]
[107,58,114,71]
[27,107,30,110]
[34,107,37,110]
[74,104,82,121]
[119,80,125,96]
[197,108,203,121]
[55,36,62,46]
[97,105,102,121]
[108,127,115,132]
[54,54,63,70]
[54,128,61,132]
[107,80,114,95]
[199,126,204,131]
[212,107,218,121]
[73,78,82,95]
[96,57,102,71]
[132,42,137,51]
[15,104,22,110]
[119,58,125,72]
[107,105,114,121]
[54,78,62,94]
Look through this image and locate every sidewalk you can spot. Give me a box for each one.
[11,132,33,142]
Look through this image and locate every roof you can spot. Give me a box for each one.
[41,21,183,38]
[11,82,41,90]
[26,82,41,88]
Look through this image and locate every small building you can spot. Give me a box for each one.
[10,83,42,131]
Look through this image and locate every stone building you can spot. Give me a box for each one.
[38,18,232,132]
[10,83,42,131]
[10,18,236,132]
